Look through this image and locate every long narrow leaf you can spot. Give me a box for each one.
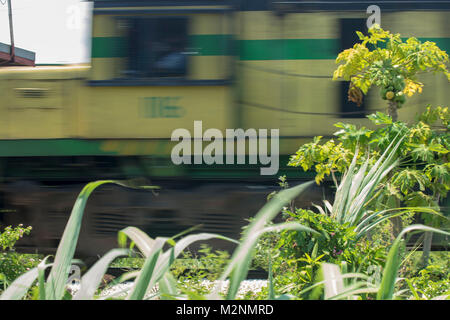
[73,248,130,300]
[45,180,116,300]
[118,227,155,257]
[322,263,345,299]
[150,233,238,289]
[0,268,38,300]
[158,273,178,300]
[205,181,316,300]
[37,257,53,300]
[127,237,167,300]
[377,224,450,300]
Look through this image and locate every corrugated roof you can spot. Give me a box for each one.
[0,42,35,66]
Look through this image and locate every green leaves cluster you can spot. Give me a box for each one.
[279,209,385,269]
[289,107,449,215]
[288,136,354,184]
[0,225,36,290]
[333,26,450,108]
[406,263,450,299]
[0,225,32,251]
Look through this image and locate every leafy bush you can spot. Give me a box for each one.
[0,225,32,251]
[278,209,386,272]
[0,225,37,288]
[170,244,230,296]
[406,263,450,299]
[253,209,385,298]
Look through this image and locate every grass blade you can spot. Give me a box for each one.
[45,180,118,300]
[377,224,450,300]
[73,248,130,300]
[322,263,345,299]
[207,181,316,300]
[37,257,52,300]
[118,227,155,257]
[0,268,38,300]
[151,233,238,287]
[158,273,178,300]
[127,237,167,300]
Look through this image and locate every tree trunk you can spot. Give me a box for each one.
[386,101,401,238]
[391,216,403,238]
[420,231,433,268]
[387,101,398,122]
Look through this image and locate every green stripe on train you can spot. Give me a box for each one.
[239,39,339,60]
[91,36,450,60]
[91,35,233,58]
[0,139,114,157]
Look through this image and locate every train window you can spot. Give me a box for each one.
[339,18,368,118]
[122,17,188,78]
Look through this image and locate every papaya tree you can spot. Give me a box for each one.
[333,25,450,121]
[329,26,450,265]
[288,107,449,267]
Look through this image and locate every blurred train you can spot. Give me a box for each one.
[0,0,449,258]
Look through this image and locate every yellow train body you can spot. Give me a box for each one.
[0,2,449,159]
[1,0,449,256]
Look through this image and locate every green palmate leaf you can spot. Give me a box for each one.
[73,248,130,300]
[377,224,450,300]
[368,112,393,126]
[410,144,439,162]
[334,26,450,109]
[393,169,429,195]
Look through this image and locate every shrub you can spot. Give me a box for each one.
[0,225,37,287]
[406,263,450,299]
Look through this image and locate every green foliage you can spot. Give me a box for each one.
[275,209,385,285]
[406,264,450,299]
[0,225,35,287]
[0,253,41,289]
[288,136,353,184]
[288,107,449,220]
[0,225,32,251]
[169,245,230,298]
[377,225,450,300]
[333,26,450,109]
[172,244,230,281]
[0,180,316,301]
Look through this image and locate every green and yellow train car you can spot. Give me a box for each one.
[0,0,449,256]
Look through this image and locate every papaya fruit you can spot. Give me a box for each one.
[386,91,395,100]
